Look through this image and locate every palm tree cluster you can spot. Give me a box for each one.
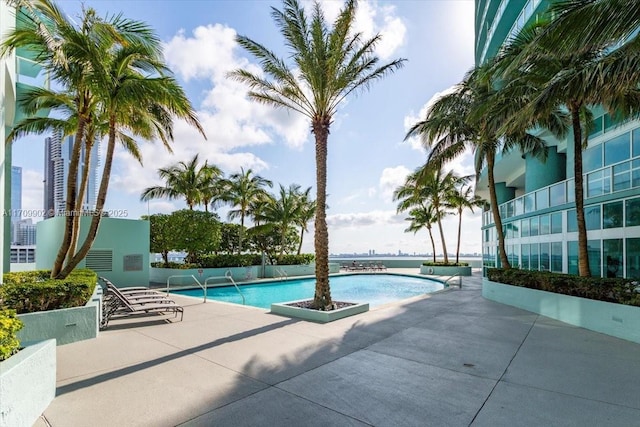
[2,0,204,279]
[405,0,640,277]
[394,165,483,265]
[141,157,317,258]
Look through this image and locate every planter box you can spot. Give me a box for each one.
[483,279,640,344]
[420,265,472,276]
[17,285,102,346]
[0,339,56,427]
[150,266,261,286]
[271,300,369,323]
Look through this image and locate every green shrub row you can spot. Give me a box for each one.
[487,268,640,307]
[422,261,469,267]
[0,309,23,361]
[152,253,315,269]
[0,269,98,314]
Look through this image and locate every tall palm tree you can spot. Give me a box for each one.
[229,0,405,310]
[141,155,219,210]
[405,64,554,270]
[221,168,273,253]
[447,182,484,264]
[258,184,303,257]
[404,205,438,263]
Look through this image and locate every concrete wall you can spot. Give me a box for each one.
[17,285,102,345]
[150,266,262,287]
[483,279,640,344]
[420,265,472,276]
[0,339,56,427]
[524,146,566,193]
[36,216,149,287]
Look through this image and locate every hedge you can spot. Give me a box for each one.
[0,309,22,361]
[273,254,315,265]
[151,253,315,268]
[487,268,640,307]
[0,269,98,314]
[422,261,469,267]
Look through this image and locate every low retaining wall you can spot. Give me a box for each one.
[150,266,261,286]
[482,279,640,344]
[263,263,340,278]
[0,339,56,427]
[271,300,369,323]
[17,285,102,346]
[420,265,472,276]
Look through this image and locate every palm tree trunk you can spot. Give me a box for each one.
[435,208,449,264]
[57,119,116,278]
[487,151,511,269]
[239,213,245,254]
[312,118,332,310]
[456,208,462,264]
[428,227,436,262]
[67,140,93,265]
[297,228,304,255]
[51,117,86,277]
[571,105,591,277]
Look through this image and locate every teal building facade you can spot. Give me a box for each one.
[476,0,640,278]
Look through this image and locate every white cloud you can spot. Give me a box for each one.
[378,165,411,200]
[403,85,459,152]
[327,209,405,228]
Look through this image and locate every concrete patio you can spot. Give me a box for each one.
[37,270,640,426]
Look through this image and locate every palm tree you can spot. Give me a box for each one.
[404,205,438,263]
[447,182,484,264]
[4,1,205,278]
[258,184,303,257]
[294,187,316,255]
[221,168,273,253]
[229,0,405,310]
[141,155,220,210]
[405,64,553,270]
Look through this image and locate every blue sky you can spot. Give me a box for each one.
[14,0,480,255]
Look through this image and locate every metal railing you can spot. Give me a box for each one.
[222,270,245,305]
[443,274,462,289]
[166,274,207,302]
[274,267,288,280]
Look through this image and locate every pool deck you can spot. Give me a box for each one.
[36,269,640,426]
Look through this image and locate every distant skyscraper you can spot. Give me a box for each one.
[12,218,36,246]
[10,166,22,243]
[44,130,100,217]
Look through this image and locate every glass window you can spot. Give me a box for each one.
[540,242,550,271]
[551,242,563,272]
[536,188,549,210]
[530,243,539,271]
[613,162,631,191]
[589,115,603,138]
[604,239,623,278]
[530,216,539,236]
[587,169,611,197]
[524,193,535,213]
[549,182,566,206]
[521,218,530,237]
[626,197,640,227]
[567,209,577,232]
[626,238,640,279]
[588,239,602,277]
[521,244,530,270]
[568,241,578,275]
[604,132,631,166]
[551,212,563,234]
[583,145,602,172]
[515,198,524,216]
[632,159,640,187]
[603,201,624,229]
[604,113,623,132]
[633,128,640,157]
[586,206,601,230]
[540,214,550,235]
[567,179,575,203]
[506,201,514,218]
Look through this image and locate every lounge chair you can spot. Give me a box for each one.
[101,282,183,328]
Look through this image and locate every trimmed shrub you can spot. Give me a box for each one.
[150,262,198,269]
[0,309,23,361]
[0,269,97,314]
[422,261,469,267]
[274,254,315,265]
[487,268,640,307]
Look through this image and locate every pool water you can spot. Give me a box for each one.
[171,274,444,309]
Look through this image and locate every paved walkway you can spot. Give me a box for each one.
[38,270,640,426]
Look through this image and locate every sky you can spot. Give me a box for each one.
[13,0,480,256]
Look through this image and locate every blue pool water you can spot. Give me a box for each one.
[171,274,444,309]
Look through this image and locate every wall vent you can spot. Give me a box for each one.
[86,249,113,272]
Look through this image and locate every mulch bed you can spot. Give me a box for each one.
[285,300,356,310]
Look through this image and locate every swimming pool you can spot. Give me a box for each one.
[171,274,445,309]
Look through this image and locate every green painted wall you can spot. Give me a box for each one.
[36,217,149,286]
[495,182,516,205]
[524,146,566,193]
